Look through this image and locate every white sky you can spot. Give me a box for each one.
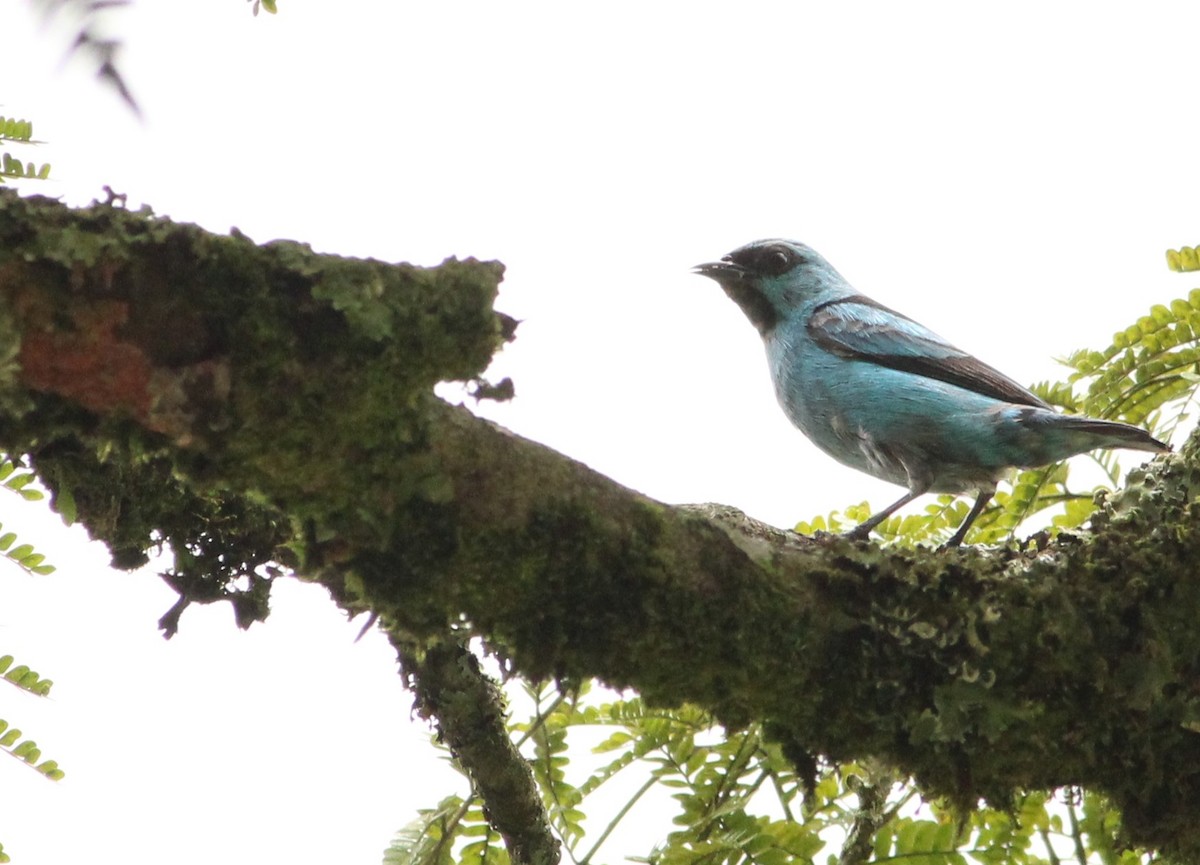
[3,1,1200,863]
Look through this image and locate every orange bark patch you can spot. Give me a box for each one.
[18,299,152,419]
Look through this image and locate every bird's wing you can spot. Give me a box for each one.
[807,295,1050,409]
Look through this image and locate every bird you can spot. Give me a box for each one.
[694,239,1171,547]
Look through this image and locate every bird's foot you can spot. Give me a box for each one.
[939,523,974,550]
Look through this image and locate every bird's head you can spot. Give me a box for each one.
[693,239,846,336]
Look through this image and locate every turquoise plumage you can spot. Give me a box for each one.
[696,239,1170,546]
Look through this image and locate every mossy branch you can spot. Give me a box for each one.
[1,190,1200,857]
[398,636,560,865]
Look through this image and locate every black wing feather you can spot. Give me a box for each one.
[807,296,1051,409]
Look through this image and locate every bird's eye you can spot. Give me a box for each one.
[756,246,795,275]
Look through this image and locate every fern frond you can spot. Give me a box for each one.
[0,655,53,696]
[793,506,854,535]
[0,118,34,143]
[1065,294,1200,429]
[1031,379,1081,412]
[383,795,469,865]
[1167,245,1200,272]
[989,463,1071,540]
[529,711,586,845]
[0,717,64,780]
[0,152,51,183]
[0,459,44,502]
[871,816,965,863]
[0,521,56,576]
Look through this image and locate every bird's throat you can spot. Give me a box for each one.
[722,283,778,336]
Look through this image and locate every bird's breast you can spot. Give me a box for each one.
[762,326,1018,493]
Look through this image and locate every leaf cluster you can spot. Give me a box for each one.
[0,457,65,802]
[390,678,1149,865]
[0,117,49,184]
[1165,245,1200,273]
[0,653,64,782]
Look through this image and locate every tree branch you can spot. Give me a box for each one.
[398,636,560,865]
[2,190,1200,858]
[838,763,899,865]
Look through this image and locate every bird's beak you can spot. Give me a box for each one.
[692,259,745,283]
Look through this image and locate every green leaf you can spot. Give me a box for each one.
[874,826,893,861]
[7,544,34,561]
[593,730,633,753]
[4,472,33,490]
[54,488,78,525]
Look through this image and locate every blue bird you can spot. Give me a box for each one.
[695,239,1171,547]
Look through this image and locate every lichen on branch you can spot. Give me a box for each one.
[3,189,1200,859]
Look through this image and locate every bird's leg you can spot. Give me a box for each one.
[844,489,925,541]
[941,487,995,549]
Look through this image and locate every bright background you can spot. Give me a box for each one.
[3,2,1199,863]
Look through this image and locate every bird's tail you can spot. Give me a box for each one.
[1050,416,1171,454]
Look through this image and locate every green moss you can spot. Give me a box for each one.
[0,190,510,630]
